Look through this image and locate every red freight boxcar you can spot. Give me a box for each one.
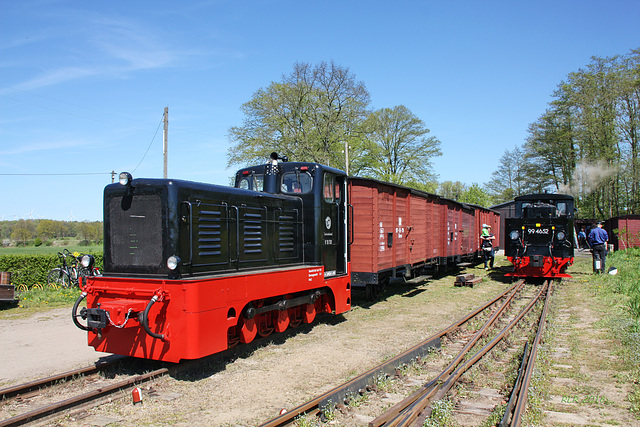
[605,215,640,251]
[349,177,483,298]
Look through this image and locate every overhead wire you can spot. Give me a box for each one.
[132,112,164,173]
[0,111,166,177]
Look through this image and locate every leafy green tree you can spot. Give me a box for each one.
[356,105,441,185]
[615,49,640,214]
[438,181,467,201]
[227,61,371,170]
[459,183,491,206]
[524,107,576,191]
[484,146,528,203]
[11,220,34,245]
[78,221,103,242]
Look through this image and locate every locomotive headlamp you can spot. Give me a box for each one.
[167,255,181,270]
[509,230,520,240]
[557,231,566,241]
[81,254,95,268]
[119,172,133,186]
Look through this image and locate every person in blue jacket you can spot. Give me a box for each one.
[587,221,609,273]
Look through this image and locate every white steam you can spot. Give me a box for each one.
[559,160,617,196]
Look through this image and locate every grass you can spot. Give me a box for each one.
[0,286,82,319]
[586,248,640,416]
[0,243,102,255]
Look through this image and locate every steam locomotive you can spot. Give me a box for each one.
[504,194,575,278]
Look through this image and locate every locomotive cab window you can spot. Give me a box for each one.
[238,174,264,192]
[281,171,312,194]
[556,202,567,216]
[324,174,335,202]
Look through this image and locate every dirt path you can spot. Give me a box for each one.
[0,308,110,387]
[541,278,638,426]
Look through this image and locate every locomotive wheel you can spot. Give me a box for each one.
[227,327,240,348]
[257,312,275,337]
[303,303,316,324]
[239,317,257,344]
[275,309,290,333]
[288,306,303,328]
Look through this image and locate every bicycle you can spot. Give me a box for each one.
[47,249,100,288]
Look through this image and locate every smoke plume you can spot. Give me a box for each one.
[558,160,617,196]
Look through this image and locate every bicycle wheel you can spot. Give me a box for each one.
[70,267,79,287]
[47,268,71,288]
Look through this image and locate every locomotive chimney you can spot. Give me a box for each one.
[264,152,279,194]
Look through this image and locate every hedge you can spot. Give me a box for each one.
[0,253,103,287]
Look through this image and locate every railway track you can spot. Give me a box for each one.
[0,357,167,427]
[259,279,553,426]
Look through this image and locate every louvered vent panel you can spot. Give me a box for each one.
[197,209,222,257]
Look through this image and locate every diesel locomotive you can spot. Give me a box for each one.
[504,194,575,278]
[72,154,351,362]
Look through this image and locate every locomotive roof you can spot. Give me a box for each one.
[514,193,574,202]
[238,161,347,176]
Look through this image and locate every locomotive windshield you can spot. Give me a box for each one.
[281,171,312,194]
[517,196,574,219]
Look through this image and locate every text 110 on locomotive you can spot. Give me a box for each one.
[72,153,351,362]
[504,194,575,278]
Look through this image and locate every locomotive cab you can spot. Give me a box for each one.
[234,158,349,279]
[505,194,575,278]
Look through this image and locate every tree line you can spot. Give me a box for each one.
[227,52,639,219]
[488,49,640,218]
[1,219,103,247]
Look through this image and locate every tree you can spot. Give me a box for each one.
[438,181,467,201]
[78,221,103,243]
[11,220,34,246]
[459,183,491,206]
[227,61,371,170]
[484,147,529,203]
[356,106,441,185]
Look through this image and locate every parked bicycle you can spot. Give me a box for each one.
[47,249,101,288]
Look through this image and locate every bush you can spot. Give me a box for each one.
[0,253,104,287]
[34,237,43,247]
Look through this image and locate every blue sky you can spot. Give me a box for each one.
[1,0,639,221]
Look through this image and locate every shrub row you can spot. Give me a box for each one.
[0,253,103,287]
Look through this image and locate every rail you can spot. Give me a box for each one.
[259,280,525,427]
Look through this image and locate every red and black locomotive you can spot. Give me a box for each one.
[504,194,575,278]
[73,154,351,362]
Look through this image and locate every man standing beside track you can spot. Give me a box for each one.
[588,221,609,273]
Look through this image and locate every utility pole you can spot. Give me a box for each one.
[344,139,349,175]
[163,107,168,178]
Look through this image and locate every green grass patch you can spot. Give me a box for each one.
[0,286,82,319]
[0,244,103,256]
[578,248,640,417]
